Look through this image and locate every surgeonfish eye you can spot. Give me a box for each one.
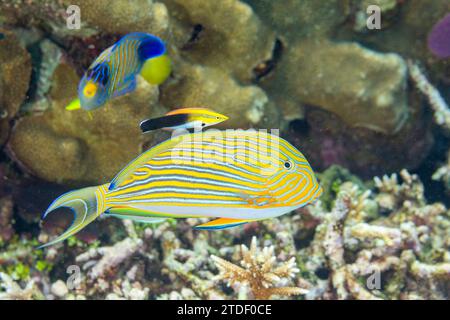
[83,82,98,98]
[284,160,293,170]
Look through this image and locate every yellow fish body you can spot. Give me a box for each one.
[39,131,322,247]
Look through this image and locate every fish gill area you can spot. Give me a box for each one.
[0,0,449,300]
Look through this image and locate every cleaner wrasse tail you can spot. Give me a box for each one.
[38,184,109,248]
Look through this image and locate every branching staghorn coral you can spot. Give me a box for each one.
[211,236,307,299]
[75,220,144,280]
[299,167,450,300]
[161,230,225,300]
[407,60,450,131]
[374,169,425,213]
[432,149,450,192]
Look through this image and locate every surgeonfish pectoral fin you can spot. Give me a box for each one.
[37,185,106,248]
[87,111,93,120]
[140,54,171,85]
[194,218,251,230]
[65,98,81,111]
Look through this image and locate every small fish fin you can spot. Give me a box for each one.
[38,185,108,248]
[95,45,115,64]
[138,36,166,61]
[112,77,137,98]
[87,111,93,120]
[165,108,210,116]
[65,98,81,111]
[109,135,184,190]
[194,218,252,230]
[140,114,188,133]
[140,54,171,85]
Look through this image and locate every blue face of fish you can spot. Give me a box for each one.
[78,65,110,110]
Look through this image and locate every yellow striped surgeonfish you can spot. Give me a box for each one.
[66,32,171,111]
[38,130,322,248]
[140,108,229,133]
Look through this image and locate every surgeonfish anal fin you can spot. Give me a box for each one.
[194,218,251,230]
[104,206,168,224]
[108,213,166,224]
[109,136,184,190]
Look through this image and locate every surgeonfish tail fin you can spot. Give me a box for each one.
[38,184,109,248]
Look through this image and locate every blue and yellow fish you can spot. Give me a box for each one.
[39,131,322,247]
[140,107,229,133]
[66,32,171,111]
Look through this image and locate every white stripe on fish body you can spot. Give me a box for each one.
[104,203,306,220]
[163,120,203,131]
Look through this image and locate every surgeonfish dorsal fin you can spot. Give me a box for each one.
[109,136,184,190]
[194,218,253,230]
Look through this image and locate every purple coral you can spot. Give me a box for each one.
[427,13,450,59]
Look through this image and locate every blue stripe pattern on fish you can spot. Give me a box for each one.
[77,32,169,111]
[38,131,322,247]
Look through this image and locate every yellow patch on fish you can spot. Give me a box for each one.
[83,81,98,98]
[140,54,171,85]
[65,98,81,111]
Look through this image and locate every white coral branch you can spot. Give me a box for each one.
[408,60,450,130]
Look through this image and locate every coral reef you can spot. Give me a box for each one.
[271,40,409,134]
[0,29,31,146]
[0,165,449,300]
[408,60,450,131]
[427,13,450,59]
[211,236,307,299]
[7,62,168,184]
